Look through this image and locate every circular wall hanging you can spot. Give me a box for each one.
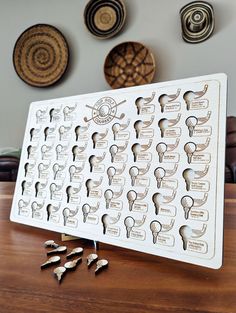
[84,0,126,39]
[180,1,215,43]
[104,41,156,89]
[13,24,69,87]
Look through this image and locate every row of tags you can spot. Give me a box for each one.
[30,112,212,144]
[26,136,211,165]
[19,166,209,213]
[35,84,210,127]
[19,104,212,256]
[23,161,210,192]
[19,162,211,254]
[18,199,209,254]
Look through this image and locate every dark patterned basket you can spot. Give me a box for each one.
[104,41,156,89]
[13,24,69,87]
[84,0,126,39]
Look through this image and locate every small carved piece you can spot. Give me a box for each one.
[87,253,98,268]
[44,240,59,248]
[95,259,109,274]
[41,256,61,269]
[64,257,82,270]
[54,266,66,283]
[66,247,84,259]
[47,246,67,255]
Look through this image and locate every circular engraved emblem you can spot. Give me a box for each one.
[93,97,116,125]
[84,97,126,124]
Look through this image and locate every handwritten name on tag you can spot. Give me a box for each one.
[130,229,146,241]
[157,234,175,247]
[138,129,154,139]
[88,189,102,198]
[111,176,125,186]
[86,214,99,225]
[66,217,78,228]
[190,180,210,192]
[95,141,108,149]
[192,153,211,164]
[140,105,155,114]
[115,132,130,140]
[106,226,120,237]
[189,209,209,221]
[189,99,209,110]
[109,200,123,211]
[163,153,179,163]
[193,126,212,137]
[33,211,44,220]
[19,208,30,217]
[136,152,152,162]
[49,214,60,224]
[159,205,176,217]
[92,164,105,173]
[135,177,150,187]
[133,201,148,213]
[164,102,181,112]
[74,154,87,162]
[164,127,181,138]
[161,179,178,190]
[187,240,208,254]
[113,154,128,163]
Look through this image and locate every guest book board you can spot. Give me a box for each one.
[10,73,227,269]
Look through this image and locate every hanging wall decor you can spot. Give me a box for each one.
[180,1,215,43]
[104,41,155,89]
[13,24,69,87]
[84,0,126,39]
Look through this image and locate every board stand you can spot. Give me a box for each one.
[61,233,99,250]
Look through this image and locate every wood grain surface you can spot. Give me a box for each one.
[0,182,235,313]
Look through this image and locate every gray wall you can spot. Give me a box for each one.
[0,0,235,148]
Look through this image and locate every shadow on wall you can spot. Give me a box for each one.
[213,1,236,34]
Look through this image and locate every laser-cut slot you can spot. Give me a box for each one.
[124,215,146,238]
[158,89,181,113]
[101,212,121,234]
[183,84,208,110]
[179,224,207,250]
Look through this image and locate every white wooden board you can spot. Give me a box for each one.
[10,73,227,268]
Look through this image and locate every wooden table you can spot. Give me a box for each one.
[0,182,235,313]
